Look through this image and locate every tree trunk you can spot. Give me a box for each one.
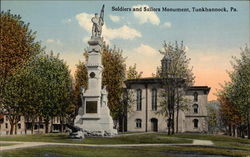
[241,127,245,138]
[232,125,236,137]
[9,120,14,135]
[44,117,49,134]
[50,117,53,133]
[31,118,34,134]
[24,123,27,134]
[122,115,125,132]
[60,116,63,133]
[9,116,16,135]
[167,118,171,135]
[14,123,17,134]
[24,116,27,135]
[171,114,174,134]
[237,127,240,137]
[248,112,250,139]
[171,89,175,135]
[228,124,232,136]
[176,89,179,133]
[167,87,171,135]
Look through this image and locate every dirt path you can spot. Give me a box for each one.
[0,139,214,151]
[192,139,214,145]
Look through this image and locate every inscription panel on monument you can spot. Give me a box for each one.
[86,101,98,113]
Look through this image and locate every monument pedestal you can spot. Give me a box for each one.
[74,37,117,136]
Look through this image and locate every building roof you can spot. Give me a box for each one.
[125,77,162,85]
[124,77,211,93]
[186,86,211,92]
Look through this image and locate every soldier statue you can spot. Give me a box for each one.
[91,5,104,37]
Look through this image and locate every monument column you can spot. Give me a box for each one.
[74,5,117,136]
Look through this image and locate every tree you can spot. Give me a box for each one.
[217,85,243,137]
[158,41,194,134]
[1,68,28,134]
[217,45,250,138]
[127,64,143,79]
[102,45,126,127]
[228,46,250,138]
[1,52,73,134]
[32,52,73,133]
[207,100,220,134]
[0,10,41,78]
[0,10,42,134]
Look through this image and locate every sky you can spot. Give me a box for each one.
[2,1,249,100]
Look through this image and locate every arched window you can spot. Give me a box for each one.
[193,104,198,114]
[193,119,199,128]
[136,89,142,111]
[152,89,157,111]
[136,119,142,128]
[193,92,198,102]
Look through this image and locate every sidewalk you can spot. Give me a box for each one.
[0,139,214,151]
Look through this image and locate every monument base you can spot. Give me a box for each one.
[74,110,117,137]
[74,88,117,137]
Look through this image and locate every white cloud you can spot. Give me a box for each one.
[103,25,141,41]
[76,13,93,33]
[109,15,120,22]
[46,39,62,46]
[62,18,72,24]
[76,12,141,43]
[133,4,160,25]
[133,44,158,56]
[162,22,171,28]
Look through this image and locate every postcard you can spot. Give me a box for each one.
[1,1,249,156]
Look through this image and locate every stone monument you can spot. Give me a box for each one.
[74,5,117,136]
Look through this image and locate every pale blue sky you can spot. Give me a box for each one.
[2,1,249,100]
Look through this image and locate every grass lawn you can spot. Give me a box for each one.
[0,143,17,147]
[1,133,249,157]
[0,133,192,144]
[1,145,250,157]
[171,134,250,151]
[172,134,250,144]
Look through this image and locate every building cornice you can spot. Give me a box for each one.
[124,78,211,94]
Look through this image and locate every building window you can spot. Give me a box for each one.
[152,89,157,111]
[26,123,32,130]
[193,119,199,128]
[0,115,4,123]
[40,124,44,129]
[136,119,142,128]
[18,123,21,129]
[0,117,4,123]
[5,123,8,129]
[193,92,198,102]
[136,89,142,111]
[193,104,198,114]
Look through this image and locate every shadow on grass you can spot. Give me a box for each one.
[2,145,249,157]
[0,133,192,144]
